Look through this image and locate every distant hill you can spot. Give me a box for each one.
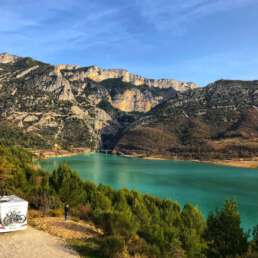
[114,80,258,159]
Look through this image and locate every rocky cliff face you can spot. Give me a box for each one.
[67,65,198,91]
[0,53,195,149]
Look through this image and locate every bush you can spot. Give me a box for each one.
[100,235,125,258]
[48,209,63,217]
[78,204,92,220]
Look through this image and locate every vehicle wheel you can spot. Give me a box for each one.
[3,217,12,226]
[17,215,26,224]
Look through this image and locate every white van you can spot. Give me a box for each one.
[0,195,28,233]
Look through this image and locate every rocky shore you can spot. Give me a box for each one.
[34,148,92,159]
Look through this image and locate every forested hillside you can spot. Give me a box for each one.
[1,145,258,258]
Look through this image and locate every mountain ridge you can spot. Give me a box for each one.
[0,53,198,90]
[0,53,190,150]
[114,80,258,159]
[0,53,258,161]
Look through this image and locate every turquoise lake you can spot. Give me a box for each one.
[40,153,258,230]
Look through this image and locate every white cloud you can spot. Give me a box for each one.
[0,0,137,57]
[135,0,257,31]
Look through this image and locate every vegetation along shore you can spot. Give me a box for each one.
[1,145,258,258]
[35,147,258,169]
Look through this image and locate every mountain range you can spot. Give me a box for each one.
[0,53,258,160]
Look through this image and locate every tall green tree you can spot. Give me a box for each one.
[205,200,248,258]
[251,225,258,253]
[180,204,207,258]
[50,163,85,206]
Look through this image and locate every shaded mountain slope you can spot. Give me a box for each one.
[114,80,258,159]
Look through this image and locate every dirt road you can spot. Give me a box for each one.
[0,226,80,258]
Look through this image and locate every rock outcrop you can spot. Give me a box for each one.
[66,65,198,91]
[0,53,20,64]
[110,88,160,112]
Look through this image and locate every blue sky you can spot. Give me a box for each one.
[0,0,258,85]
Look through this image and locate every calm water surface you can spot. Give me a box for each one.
[40,153,258,230]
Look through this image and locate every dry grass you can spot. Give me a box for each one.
[210,159,258,169]
[29,210,103,240]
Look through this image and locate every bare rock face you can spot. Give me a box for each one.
[67,65,198,91]
[53,65,180,113]
[16,65,39,78]
[110,88,161,112]
[53,64,81,76]
[55,76,76,102]
[0,53,19,64]
[49,62,198,113]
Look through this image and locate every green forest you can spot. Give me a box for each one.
[1,145,258,258]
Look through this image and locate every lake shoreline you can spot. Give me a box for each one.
[120,154,258,169]
[34,148,92,159]
[35,149,258,169]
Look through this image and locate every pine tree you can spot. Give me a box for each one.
[205,200,248,258]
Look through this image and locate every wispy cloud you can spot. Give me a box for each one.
[0,0,257,85]
[0,0,138,58]
[135,0,258,32]
[146,47,258,86]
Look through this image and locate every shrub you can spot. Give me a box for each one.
[100,235,125,258]
[78,204,92,220]
[48,209,64,217]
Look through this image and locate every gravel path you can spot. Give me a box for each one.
[0,226,80,258]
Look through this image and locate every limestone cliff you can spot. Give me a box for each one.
[110,88,160,112]
[0,53,191,149]
[66,65,198,91]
